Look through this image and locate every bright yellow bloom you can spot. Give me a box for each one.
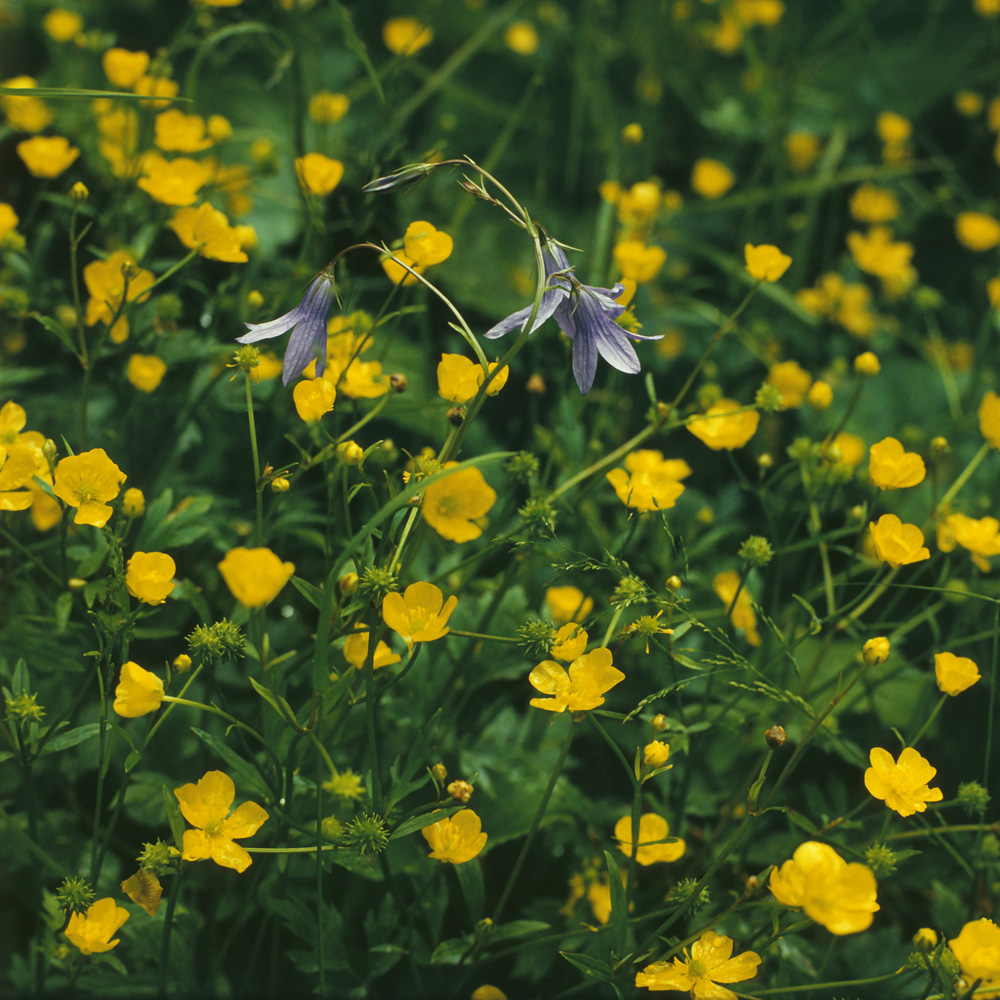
[16,136,79,178]
[877,111,911,144]
[383,16,433,55]
[550,623,588,662]
[0,203,18,241]
[134,74,180,107]
[868,514,929,568]
[546,585,593,624]
[980,391,1000,448]
[0,422,37,510]
[295,153,344,196]
[422,808,487,863]
[616,180,662,224]
[868,437,925,490]
[975,0,1000,15]
[308,90,350,123]
[613,240,666,283]
[138,154,208,206]
[529,647,624,712]
[43,9,83,41]
[120,868,163,917]
[783,130,821,172]
[713,570,760,646]
[64,898,129,955]
[382,581,457,645]
[769,841,879,934]
[865,747,943,816]
[1,76,53,133]
[621,122,644,145]
[949,919,1000,991]
[102,48,150,88]
[218,547,295,607]
[934,651,981,696]
[846,226,914,282]
[643,741,671,769]
[126,354,168,393]
[863,637,890,665]
[636,929,760,998]
[691,158,734,199]
[113,661,165,718]
[955,211,1000,251]
[421,462,497,542]
[937,512,1000,570]
[52,448,125,527]
[806,380,833,410]
[169,202,248,263]
[606,449,689,513]
[615,813,684,866]
[154,109,213,152]
[404,220,453,266]
[687,399,759,450]
[126,551,176,605]
[437,354,484,403]
[854,350,881,376]
[767,360,812,408]
[504,20,539,54]
[745,243,792,282]
[343,630,401,670]
[381,250,424,286]
[122,487,145,517]
[292,377,336,422]
[849,184,900,223]
[83,251,154,343]
[174,770,269,873]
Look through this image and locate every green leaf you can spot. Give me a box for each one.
[162,784,186,850]
[54,592,73,635]
[28,312,76,353]
[390,805,462,840]
[430,936,471,965]
[490,919,550,943]
[560,951,613,981]
[604,850,628,957]
[331,1,384,104]
[36,723,100,757]
[189,726,271,800]
[248,676,300,729]
[289,575,322,609]
[455,856,484,923]
[124,749,142,773]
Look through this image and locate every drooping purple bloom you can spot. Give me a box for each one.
[236,274,335,385]
[483,243,659,394]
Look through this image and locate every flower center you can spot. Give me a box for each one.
[204,818,223,837]
[687,959,707,978]
[435,495,459,517]
[74,481,97,503]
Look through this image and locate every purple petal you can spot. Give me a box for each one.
[571,325,598,394]
[237,311,298,344]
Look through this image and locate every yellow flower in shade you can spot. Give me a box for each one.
[422,808,487,863]
[636,930,760,998]
[868,514,930,568]
[766,360,812,408]
[126,354,168,393]
[0,203,19,241]
[43,9,83,41]
[937,512,1000,571]
[154,109,213,152]
[691,158,735,199]
[615,180,662,224]
[950,919,1000,991]
[382,581,457,646]
[877,111,911,144]
[64,898,129,955]
[52,448,125,527]
[615,813,684,866]
[0,437,37,511]
[934,651,981,696]
[138,154,208,206]
[807,380,833,410]
[113,661,165,718]
[686,399,759,450]
[1,76,53,133]
[550,623,588,662]
[421,462,497,542]
[383,16,433,55]
[126,551,176,605]
[529,647,624,713]
[292,377,336,422]
[122,488,145,517]
[846,226,914,282]
[381,250,424,286]
[769,841,879,934]
[865,747,943,816]
[218,547,295,607]
[295,153,344,196]
[744,243,792,282]
[308,90,349,123]
[83,251,154,343]
[174,770,269,873]
[606,450,689,513]
[16,136,80,178]
[783,130,820,172]
[343,630,401,670]
[980,390,1000,448]
[207,114,232,140]
[975,0,1000,15]
[120,868,163,917]
[849,184,900,224]
[713,570,760,646]
[643,740,671,769]
[403,220,453,267]
[854,350,881,376]
[613,241,667,283]
[621,122,643,145]
[546,585,593,625]
[955,211,1000,251]
[504,20,540,55]
[868,437,925,490]
[102,48,150,88]
[169,202,248,263]
[133,74,179,108]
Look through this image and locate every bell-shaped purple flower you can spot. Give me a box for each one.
[236,274,335,385]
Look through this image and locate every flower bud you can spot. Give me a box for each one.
[863,636,890,665]
[930,435,949,455]
[757,453,773,469]
[854,351,881,376]
[42,438,58,463]
[526,373,546,394]
[447,779,474,803]
[431,762,447,782]
[68,577,87,590]
[643,740,671,768]
[338,571,359,596]
[446,405,465,426]
[389,373,407,393]
[765,725,786,749]
[270,477,290,493]
[651,713,667,731]
[69,181,89,204]
[806,380,833,410]
[739,535,774,567]
[172,654,193,673]
[665,575,682,592]
[337,441,364,466]
[122,487,145,517]
[912,927,937,953]
[247,290,264,309]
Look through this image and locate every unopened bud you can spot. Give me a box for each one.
[337,441,364,466]
[765,725,786,749]
[912,927,937,953]
[446,405,465,426]
[172,654,193,673]
[247,290,264,309]
[389,373,407,393]
[526,373,546,394]
[68,577,87,591]
[651,713,668,731]
[431,762,447,782]
[862,636,890,665]
[447,780,474,803]
[270,477,290,493]
[338,572,359,596]
[69,181,89,204]
[665,575,682,592]
[854,351,880,376]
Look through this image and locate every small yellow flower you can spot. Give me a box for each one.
[545,585,593,625]
[292,377,336,423]
[381,250,424,286]
[1,76,53,133]
[849,184,900,224]
[868,514,929,568]
[691,158,735,199]
[934,651,981,696]
[949,919,1000,991]
[783,130,821,172]
[937,512,1000,570]
[621,122,643,145]
[421,462,497,542]
[913,927,938,951]
[613,240,666,283]
[863,637,890,665]
[865,746,943,816]
[295,153,344,196]
[868,436,925,490]
[113,661,165,718]
[504,20,539,54]
[52,448,126,527]
[16,136,80,178]
[102,48,150,88]
[877,111,911,144]
[218,547,295,607]
[383,16,433,55]
[403,220,453,266]
[122,487,145,517]
[174,770,269,873]
[126,551,176,605]
[854,350,881,376]
[308,90,350,123]
[806,380,833,410]
[955,211,1000,251]
[43,9,84,42]
[437,354,484,403]
[138,154,208,206]
[0,203,19,242]
[169,203,248,263]
[713,570,760,646]
[615,813,684,866]
[643,740,671,769]
[606,449,689,512]
[342,629,401,670]
[382,581,457,646]
[744,243,792,282]
[422,808,487,863]
[528,647,624,712]
[980,390,1000,448]
[207,114,232,139]
[636,929,760,997]
[126,354,168,393]
[154,109,213,152]
[550,623,588,662]
[133,74,180,108]
[64,898,129,955]
[766,360,812,408]
[83,251,155,336]
[687,399,759,450]
[846,226,914,282]
[120,868,163,917]
[769,841,879,934]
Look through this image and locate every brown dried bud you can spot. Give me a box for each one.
[389,373,407,393]
[651,713,668,732]
[446,405,465,426]
[765,725,787,749]
[526,373,546,394]
[447,780,474,803]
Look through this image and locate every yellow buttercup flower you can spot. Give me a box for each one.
[934,651,981,696]
[865,746,943,816]
[120,868,163,917]
[980,390,1000,448]
[295,153,344,196]
[854,350,881,376]
[308,90,350,123]
[614,813,684,866]
[606,449,689,513]
[643,740,671,769]
[691,158,734,199]
[133,74,179,108]
[170,202,248,263]
[766,360,812,408]
[616,180,662,224]
[949,919,1000,992]
[621,122,643,145]
[102,48,150,88]
[806,380,833,410]
[174,770,269,873]
[43,8,83,42]
[126,354,168,393]
[1,76,53,133]
[744,243,792,282]
[381,250,424,286]
[868,436,925,490]
[52,448,126,527]
[0,203,19,242]
[636,930,760,998]
[422,808,487,863]
[955,211,1000,251]
[437,354,485,403]
[863,637,890,665]
[83,251,154,344]
[382,581,457,646]
[877,111,911,144]
[937,512,1000,571]
[849,183,900,223]
[383,16,433,55]
[421,462,497,542]
[868,514,929,568]
[550,623,588,662]
[138,154,208,206]
[343,630,401,670]
[783,130,821,172]
[218,547,295,607]
[154,109,214,153]
[528,647,624,712]
[292,377,337,422]
[546,586,593,625]
[403,220,453,267]
[64,898,129,955]
[686,399,759,450]
[113,661,165,718]
[846,226,914,282]
[16,136,79,178]
[504,20,539,55]
[613,240,666,283]
[126,551,176,605]
[713,570,760,646]
[769,841,879,934]
[122,488,145,517]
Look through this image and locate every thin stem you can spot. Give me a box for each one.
[243,370,264,545]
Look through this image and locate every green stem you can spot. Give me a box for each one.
[933,441,991,517]
[909,693,949,749]
[244,370,264,546]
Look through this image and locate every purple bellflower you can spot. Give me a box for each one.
[483,242,659,394]
[236,273,335,385]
